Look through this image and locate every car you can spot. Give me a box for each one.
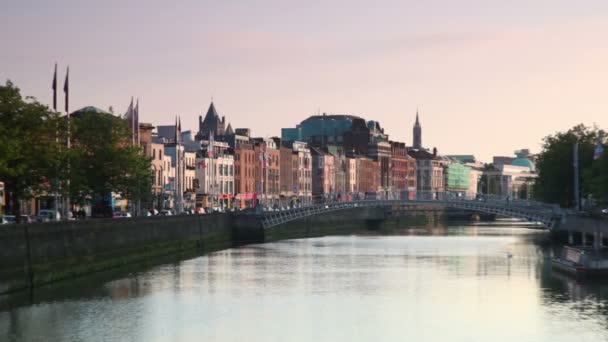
[602,208,608,216]
[37,210,61,222]
[193,207,206,214]
[0,215,16,225]
[112,212,132,218]
[159,210,173,216]
[19,215,35,223]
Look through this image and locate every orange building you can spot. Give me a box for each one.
[234,141,257,208]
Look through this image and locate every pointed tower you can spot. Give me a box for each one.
[413,109,422,149]
[198,102,226,139]
[225,122,234,135]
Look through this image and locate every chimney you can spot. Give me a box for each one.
[433,147,437,157]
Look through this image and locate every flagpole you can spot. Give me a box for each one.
[52,63,60,220]
[573,142,580,211]
[64,66,70,220]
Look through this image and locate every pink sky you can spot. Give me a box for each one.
[1,0,607,161]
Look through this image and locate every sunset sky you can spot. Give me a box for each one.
[2,0,607,162]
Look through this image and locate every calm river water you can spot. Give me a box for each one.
[3,221,608,341]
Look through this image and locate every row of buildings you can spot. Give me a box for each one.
[134,103,538,211]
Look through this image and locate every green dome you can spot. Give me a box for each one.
[512,157,535,171]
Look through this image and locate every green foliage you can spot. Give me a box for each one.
[0,79,152,214]
[69,110,152,205]
[0,80,64,209]
[533,124,603,207]
[586,148,608,203]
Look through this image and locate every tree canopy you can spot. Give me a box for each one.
[69,110,152,209]
[0,80,152,216]
[0,80,65,215]
[534,124,605,207]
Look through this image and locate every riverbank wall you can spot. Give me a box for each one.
[0,214,253,295]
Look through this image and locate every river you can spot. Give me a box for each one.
[2,221,608,341]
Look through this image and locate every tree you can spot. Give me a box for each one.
[68,109,152,215]
[0,80,65,217]
[586,142,608,204]
[534,124,601,207]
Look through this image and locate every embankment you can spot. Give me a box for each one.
[0,214,262,295]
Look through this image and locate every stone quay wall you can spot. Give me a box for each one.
[0,214,246,295]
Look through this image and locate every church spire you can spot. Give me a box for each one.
[413,108,422,149]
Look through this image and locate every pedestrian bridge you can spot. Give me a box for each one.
[261,198,565,230]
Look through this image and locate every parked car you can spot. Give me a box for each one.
[19,215,35,223]
[37,210,61,222]
[0,215,16,225]
[159,210,173,216]
[193,207,206,214]
[112,212,132,218]
[602,208,608,216]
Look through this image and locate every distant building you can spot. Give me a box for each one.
[390,141,416,199]
[413,110,422,149]
[292,141,312,204]
[327,145,347,195]
[310,147,336,201]
[444,163,471,197]
[234,139,257,208]
[355,156,378,196]
[282,113,363,146]
[408,148,445,199]
[493,156,514,166]
[368,137,391,195]
[139,122,165,205]
[196,140,234,209]
[466,165,483,198]
[253,138,280,205]
[345,157,357,194]
[493,149,536,172]
[198,102,226,140]
[483,164,536,199]
[447,155,476,164]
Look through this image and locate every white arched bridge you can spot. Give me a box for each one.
[260,197,565,230]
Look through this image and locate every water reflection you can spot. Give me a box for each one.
[3,223,608,341]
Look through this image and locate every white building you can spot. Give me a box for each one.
[292,141,312,204]
[196,140,234,208]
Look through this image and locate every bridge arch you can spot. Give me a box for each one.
[261,199,563,230]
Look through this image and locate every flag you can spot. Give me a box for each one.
[174,116,178,143]
[122,98,134,120]
[594,132,605,160]
[208,131,214,157]
[63,66,69,112]
[123,98,135,145]
[134,99,139,145]
[52,63,57,111]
